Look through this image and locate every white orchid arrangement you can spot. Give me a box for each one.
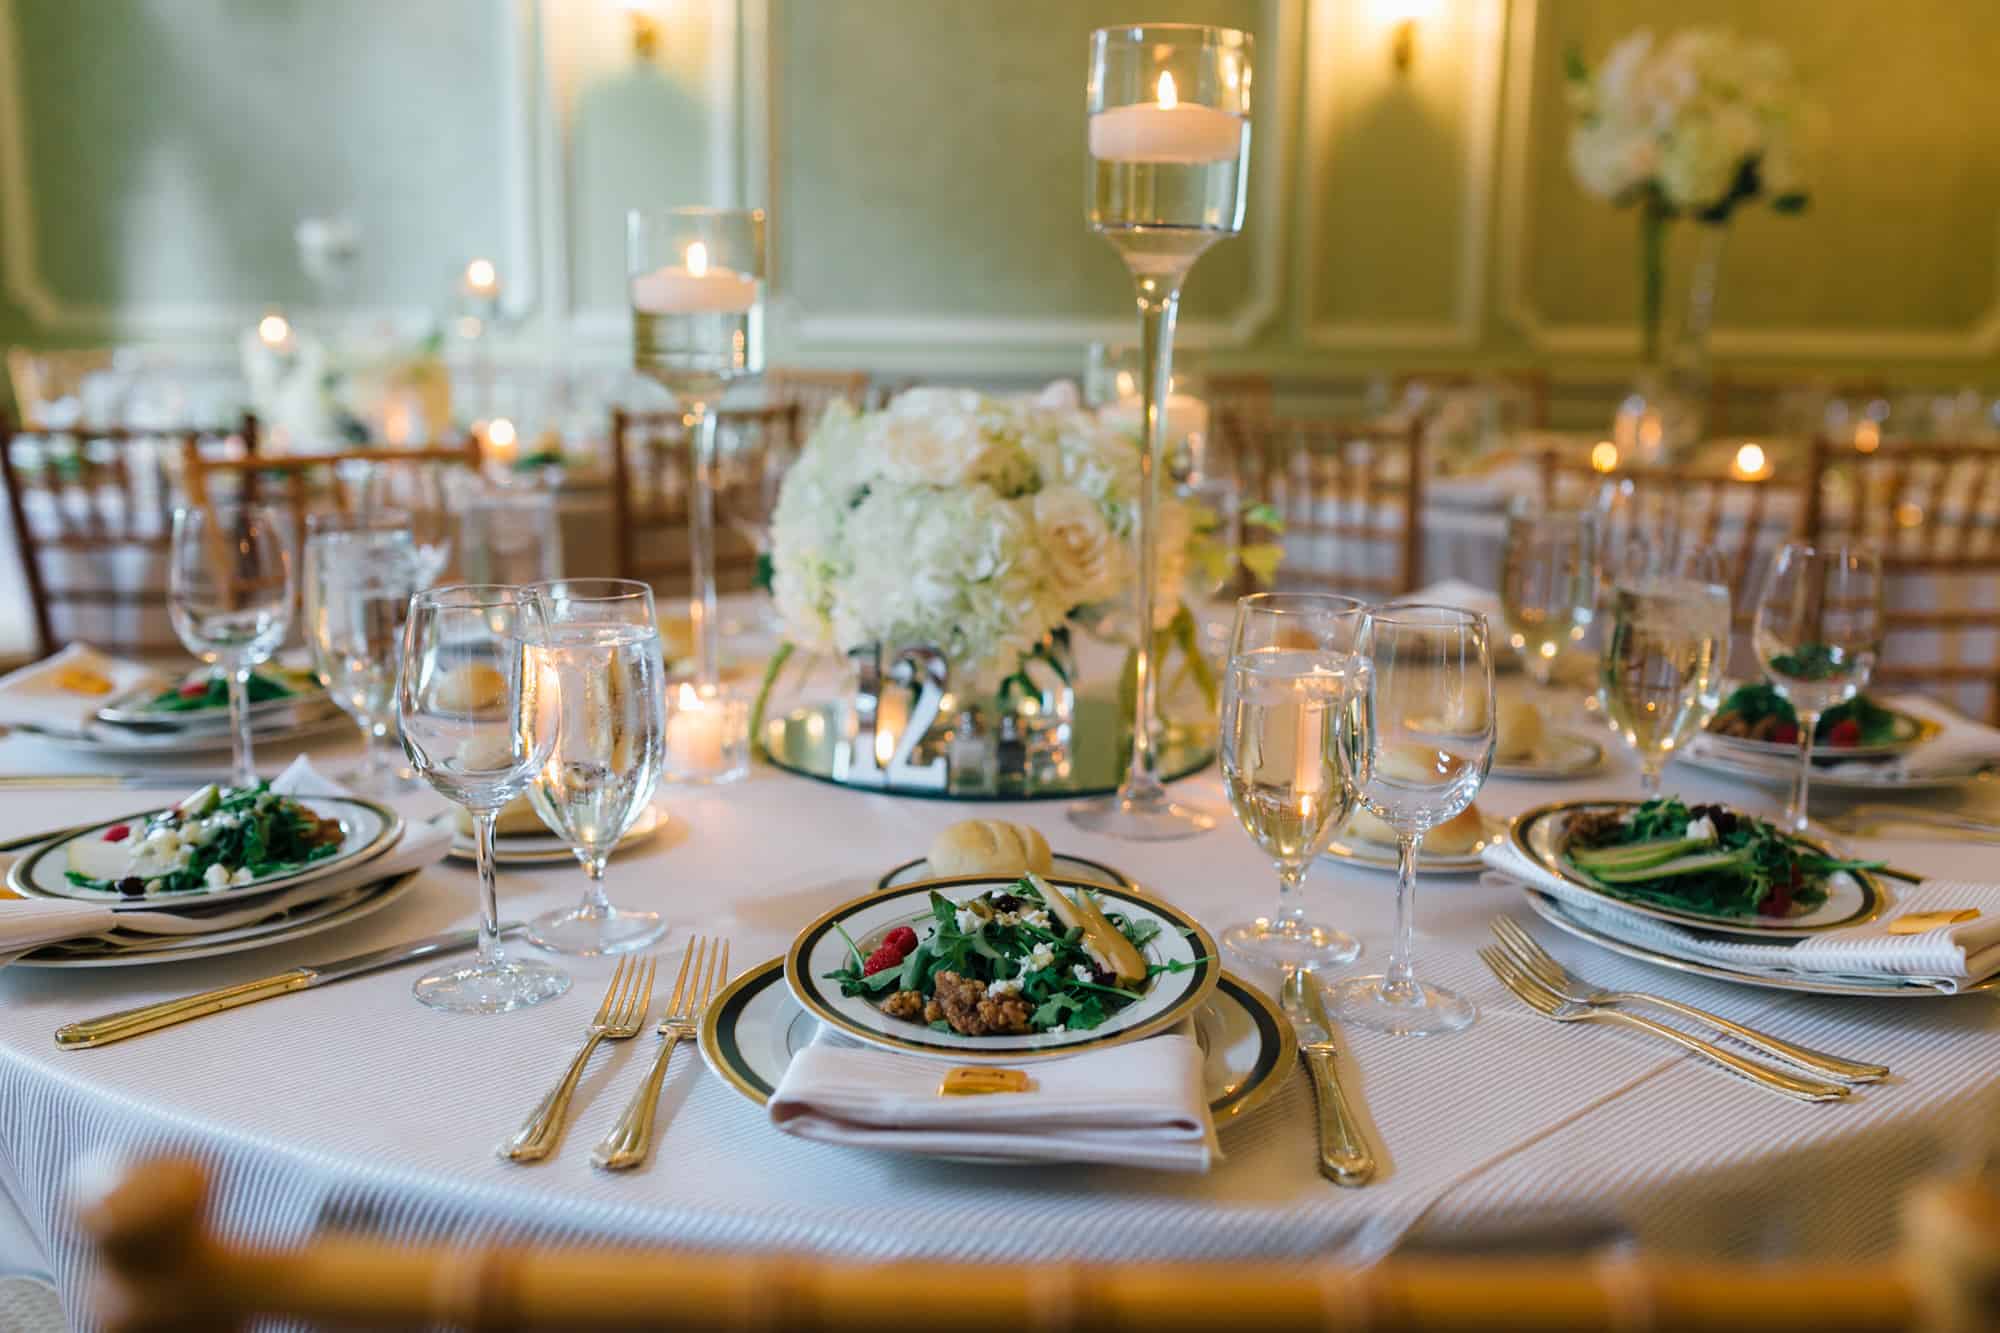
[1566,28,1809,361]
[767,385,1222,699]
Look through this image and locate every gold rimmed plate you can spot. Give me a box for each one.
[784,874,1219,1065]
[703,957,1293,1123]
[1702,706,1939,764]
[1491,730,1605,781]
[877,853,1133,892]
[1510,799,1886,937]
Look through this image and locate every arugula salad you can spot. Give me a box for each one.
[824,874,1204,1037]
[1708,682,1898,748]
[66,782,346,897]
[141,669,301,714]
[1562,798,1879,919]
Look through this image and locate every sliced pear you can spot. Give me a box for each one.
[1029,872,1147,985]
[67,832,135,883]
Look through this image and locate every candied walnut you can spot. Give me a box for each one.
[1565,810,1626,848]
[879,990,926,1022]
[923,998,944,1024]
[973,995,1032,1035]
[932,971,1032,1037]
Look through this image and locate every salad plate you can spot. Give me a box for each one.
[95,666,330,732]
[447,805,667,866]
[1676,739,1995,791]
[1703,684,1936,764]
[1320,817,1501,875]
[8,784,401,908]
[705,957,1294,1123]
[15,713,351,757]
[878,852,1133,892]
[1520,891,1998,999]
[1511,799,1885,937]
[1491,731,1605,781]
[785,874,1219,1064]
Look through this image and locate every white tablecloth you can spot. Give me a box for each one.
[0,699,1997,1329]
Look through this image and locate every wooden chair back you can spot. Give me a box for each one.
[608,403,803,590]
[0,414,255,658]
[766,367,871,431]
[5,347,115,429]
[1232,414,1426,599]
[78,1157,1999,1333]
[1803,436,2000,723]
[179,436,483,540]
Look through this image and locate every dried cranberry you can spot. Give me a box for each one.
[116,877,145,897]
[103,824,131,843]
[178,680,209,698]
[990,893,1023,913]
[1826,718,1862,747]
[1771,722,1799,745]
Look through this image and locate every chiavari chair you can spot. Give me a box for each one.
[79,1156,1999,1333]
[5,347,116,429]
[607,402,803,590]
[1231,413,1426,599]
[179,434,482,541]
[1804,436,2000,723]
[1392,367,1551,430]
[0,413,256,659]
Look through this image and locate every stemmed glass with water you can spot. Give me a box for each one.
[1597,536,1732,797]
[521,579,670,956]
[1330,605,1493,1037]
[168,502,294,788]
[1753,543,1884,832]
[303,516,425,796]
[1218,593,1366,971]
[1498,497,1596,689]
[399,585,570,1013]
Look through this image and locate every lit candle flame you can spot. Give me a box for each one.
[486,417,517,449]
[685,241,709,277]
[465,257,497,293]
[1590,440,1619,473]
[257,313,290,348]
[1733,442,1767,479]
[678,682,700,709]
[1157,70,1178,108]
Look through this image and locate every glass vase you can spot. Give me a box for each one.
[1615,211,1728,468]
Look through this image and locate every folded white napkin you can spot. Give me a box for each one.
[769,1028,1220,1172]
[0,645,164,736]
[1483,841,2000,992]
[0,761,449,963]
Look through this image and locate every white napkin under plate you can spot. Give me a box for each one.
[1483,841,2000,992]
[769,1028,1221,1172]
[0,645,164,737]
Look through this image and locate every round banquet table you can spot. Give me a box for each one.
[1,698,1997,1329]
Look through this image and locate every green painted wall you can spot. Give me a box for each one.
[2,0,1995,386]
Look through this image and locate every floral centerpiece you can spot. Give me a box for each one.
[1567,28,1810,458]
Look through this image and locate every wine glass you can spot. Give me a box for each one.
[1753,543,1884,833]
[303,521,423,795]
[1498,497,1596,689]
[168,502,295,788]
[1330,605,1493,1038]
[1218,593,1367,971]
[521,579,670,957]
[1597,536,1732,797]
[1070,22,1250,843]
[398,585,570,1013]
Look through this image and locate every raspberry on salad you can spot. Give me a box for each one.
[882,926,919,956]
[1826,718,1862,746]
[861,943,905,976]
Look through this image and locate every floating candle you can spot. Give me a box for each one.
[1089,72,1244,164]
[630,241,759,314]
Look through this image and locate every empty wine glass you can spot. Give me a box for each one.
[399,585,570,1013]
[1330,605,1494,1038]
[168,502,294,787]
[303,521,424,795]
[1498,497,1596,689]
[521,579,670,957]
[1598,536,1732,797]
[1753,543,1884,833]
[1218,592,1367,971]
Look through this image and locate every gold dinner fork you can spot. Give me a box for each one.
[593,935,728,1171]
[1488,917,1888,1083]
[1477,946,1849,1103]
[501,954,656,1163]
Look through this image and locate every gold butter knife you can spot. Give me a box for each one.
[1285,970,1375,1187]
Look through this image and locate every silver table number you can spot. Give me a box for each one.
[833,645,949,791]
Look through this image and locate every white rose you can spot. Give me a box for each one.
[866,413,980,487]
[1034,485,1118,607]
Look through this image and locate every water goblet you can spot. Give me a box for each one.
[168,502,294,788]
[1753,543,1884,832]
[303,520,423,796]
[521,579,670,956]
[1329,605,1494,1037]
[1218,593,1367,971]
[1597,536,1732,798]
[1498,497,1596,689]
[399,585,570,1013]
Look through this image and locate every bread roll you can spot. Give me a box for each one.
[1495,694,1544,762]
[433,664,507,714]
[927,820,1054,878]
[453,793,555,838]
[1343,802,1485,855]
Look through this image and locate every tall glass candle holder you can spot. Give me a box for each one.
[628,206,765,782]
[1072,23,1250,842]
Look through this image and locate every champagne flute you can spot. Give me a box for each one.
[168,502,294,788]
[303,517,423,795]
[1218,593,1367,970]
[1070,22,1250,842]
[521,579,670,956]
[1597,538,1732,797]
[1330,605,1493,1038]
[1753,543,1884,833]
[1498,497,1596,689]
[399,585,570,1013]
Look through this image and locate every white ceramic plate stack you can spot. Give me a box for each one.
[20,673,348,758]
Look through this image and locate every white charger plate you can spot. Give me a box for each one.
[785,874,1218,1064]
[704,957,1294,1122]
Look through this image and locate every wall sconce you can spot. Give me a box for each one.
[617,0,660,61]
[1392,19,1417,72]
[1378,0,1435,74]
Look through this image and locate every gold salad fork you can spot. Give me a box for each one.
[1478,947,1849,1103]
[501,954,656,1163]
[1489,918,1888,1084]
[594,936,728,1171]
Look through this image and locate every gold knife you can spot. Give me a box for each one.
[54,922,525,1049]
[1286,970,1376,1187]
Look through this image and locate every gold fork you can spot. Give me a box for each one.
[1489,917,1888,1084]
[500,954,657,1163]
[1477,946,1849,1103]
[593,936,728,1171]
